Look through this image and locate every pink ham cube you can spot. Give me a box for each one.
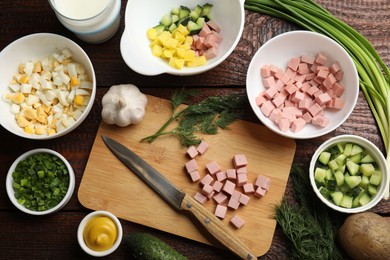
[291,117,307,133]
[216,171,227,182]
[236,173,248,187]
[227,197,240,210]
[260,64,271,78]
[288,57,300,71]
[185,159,198,174]
[194,192,208,205]
[200,174,214,186]
[254,186,267,198]
[261,100,276,117]
[206,161,221,175]
[215,204,227,219]
[315,52,327,65]
[226,169,237,180]
[312,115,330,128]
[255,175,271,191]
[186,146,199,159]
[196,140,209,154]
[213,192,228,205]
[230,215,245,229]
[202,183,214,197]
[239,193,251,205]
[262,76,276,88]
[212,180,223,192]
[243,183,255,194]
[222,180,236,195]
[189,170,201,182]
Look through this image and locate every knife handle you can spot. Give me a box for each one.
[181,194,256,260]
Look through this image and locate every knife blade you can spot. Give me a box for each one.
[102,135,256,260]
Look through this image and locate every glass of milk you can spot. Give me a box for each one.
[49,0,121,44]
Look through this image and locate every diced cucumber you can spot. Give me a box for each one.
[168,23,177,33]
[171,14,179,24]
[351,186,363,197]
[187,21,202,35]
[335,154,347,166]
[319,186,331,199]
[352,195,360,207]
[369,170,382,186]
[358,192,371,206]
[171,8,180,15]
[360,153,375,163]
[328,159,339,171]
[196,17,205,28]
[360,163,375,177]
[326,179,336,191]
[334,170,344,186]
[351,144,364,156]
[314,168,327,183]
[349,153,361,164]
[368,184,378,196]
[359,175,370,189]
[331,191,343,206]
[340,195,353,208]
[179,6,191,19]
[346,160,359,175]
[325,169,333,180]
[336,143,344,153]
[160,14,172,27]
[200,3,213,16]
[343,143,353,156]
[345,174,362,189]
[190,10,200,21]
[193,5,203,15]
[318,151,331,165]
[153,25,165,35]
[177,17,190,26]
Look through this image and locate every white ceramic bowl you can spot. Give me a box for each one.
[246,31,359,139]
[120,0,245,76]
[77,210,123,257]
[309,135,389,213]
[6,148,75,215]
[0,33,96,140]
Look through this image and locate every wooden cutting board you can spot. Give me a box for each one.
[78,95,296,257]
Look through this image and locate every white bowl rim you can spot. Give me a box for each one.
[77,210,123,257]
[6,148,75,215]
[0,33,96,140]
[309,134,388,213]
[246,30,359,139]
[120,0,245,76]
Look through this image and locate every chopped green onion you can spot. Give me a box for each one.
[245,0,390,198]
[11,152,70,211]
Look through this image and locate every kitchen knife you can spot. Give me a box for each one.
[101,135,256,260]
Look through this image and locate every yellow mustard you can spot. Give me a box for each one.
[83,216,118,251]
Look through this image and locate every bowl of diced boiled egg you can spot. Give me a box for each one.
[246,31,359,139]
[309,135,389,213]
[120,0,245,76]
[0,33,96,140]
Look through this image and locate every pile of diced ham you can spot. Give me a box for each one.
[255,52,345,133]
[192,21,223,60]
[185,140,271,229]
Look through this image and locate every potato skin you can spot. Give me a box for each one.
[338,212,390,260]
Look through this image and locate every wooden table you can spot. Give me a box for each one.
[1,0,389,259]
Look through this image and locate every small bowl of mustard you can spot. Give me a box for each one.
[77,210,123,257]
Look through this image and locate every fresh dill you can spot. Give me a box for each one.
[274,165,346,260]
[141,89,245,146]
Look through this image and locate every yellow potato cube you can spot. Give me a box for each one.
[169,57,185,69]
[151,44,163,57]
[175,48,186,59]
[162,49,175,59]
[24,108,38,120]
[184,36,193,46]
[18,75,29,84]
[35,125,47,135]
[177,24,189,36]
[157,31,172,45]
[186,55,207,67]
[33,62,42,73]
[180,44,191,50]
[74,95,84,106]
[147,28,158,41]
[48,128,56,135]
[173,31,186,43]
[164,37,179,49]
[184,50,196,62]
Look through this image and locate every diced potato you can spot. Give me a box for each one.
[186,55,207,67]
[157,31,172,45]
[151,44,163,57]
[176,24,189,36]
[184,50,196,62]
[74,95,84,106]
[147,28,158,41]
[169,57,185,69]
[175,48,185,59]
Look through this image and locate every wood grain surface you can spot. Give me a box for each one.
[78,95,296,257]
[0,0,389,259]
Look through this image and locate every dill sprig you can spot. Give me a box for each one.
[141,89,245,146]
[275,165,346,260]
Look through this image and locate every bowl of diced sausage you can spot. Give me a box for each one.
[0,33,96,140]
[246,30,359,139]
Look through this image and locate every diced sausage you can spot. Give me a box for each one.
[216,171,227,182]
[196,140,209,154]
[222,180,236,195]
[291,117,307,133]
[213,192,228,204]
[207,20,221,32]
[189,170,201,182]
[262,76,276,88]
[230,215,245,229]
[215,204,227,219]
[212,180,223,192]
[194,192,208,205]
[243,183,255,194]
[260,64,271,78]
[226,169,237,180]
[260,100,276,117]
[185,159,198,174]
[288,57,300,71]
[186,145,199,159]
[200,174,214,186]
[206,161,221,175]
[236,172,247,187]
[227,197,240,210]
[315,52,328,65]
[239,193,251,205]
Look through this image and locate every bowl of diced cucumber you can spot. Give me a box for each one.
[6,148,75,215]
[309,135,389,213]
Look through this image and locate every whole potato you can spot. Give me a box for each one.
[338,212,390,259]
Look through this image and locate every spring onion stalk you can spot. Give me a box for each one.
[244,0,390,198]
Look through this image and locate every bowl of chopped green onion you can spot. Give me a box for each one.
[6,148,75,215]
[309,135,389,213]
